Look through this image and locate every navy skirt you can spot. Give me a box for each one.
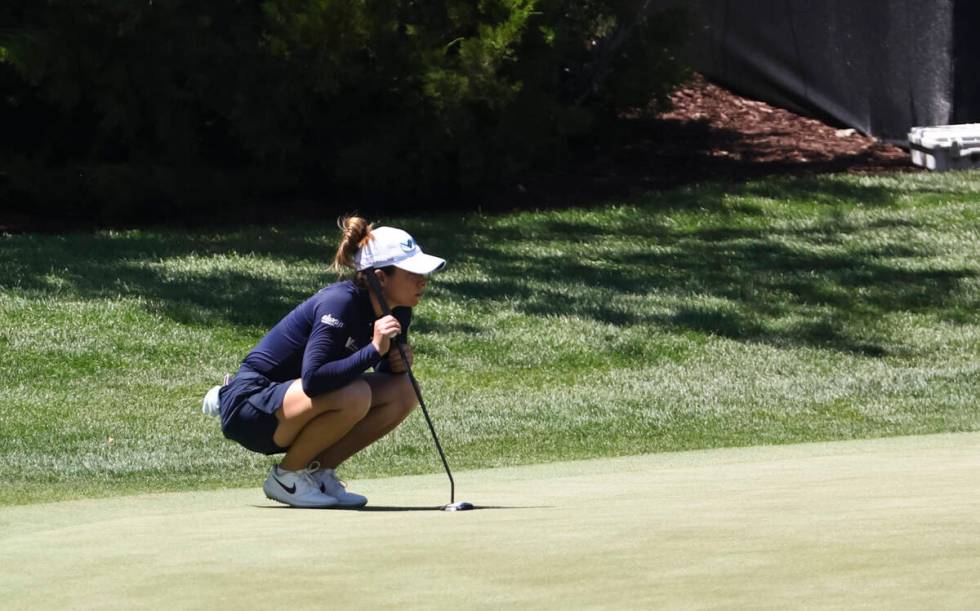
[219,366,292,455]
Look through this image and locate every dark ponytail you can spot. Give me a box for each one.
[332,215,373,273]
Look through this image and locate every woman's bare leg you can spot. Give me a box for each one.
[274,379,372,471]
[315,372,417,469]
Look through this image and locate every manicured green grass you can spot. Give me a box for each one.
[2,172,979,505]
[4,434,980,609]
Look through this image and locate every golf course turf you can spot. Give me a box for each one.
[3,172,979,607]
[3,432,978,609]
[3,172,980,507]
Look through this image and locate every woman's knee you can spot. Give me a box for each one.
[321,378,372,421]
[392,375,418,415]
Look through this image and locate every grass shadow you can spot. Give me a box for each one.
[252,504,545,512]
[425,177,977,356]
[357,505,546,512]
[2,174,976,356]
[0,228,337,329]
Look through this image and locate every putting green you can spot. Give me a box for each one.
[2,432,979,609]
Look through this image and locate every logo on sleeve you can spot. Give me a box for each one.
[320,314,344,328]
[345,337,359,352]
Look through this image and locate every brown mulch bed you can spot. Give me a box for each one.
[659,75,910,171]
[511,74,915,207]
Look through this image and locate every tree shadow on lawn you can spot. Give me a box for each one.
[0,224,517,336]
[1,177,975,356]
[0,229,334,329]
[424,180,977,356]
[253,504,542,511]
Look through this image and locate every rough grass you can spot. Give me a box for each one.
[2,171,979,505]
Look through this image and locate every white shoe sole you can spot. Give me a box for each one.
[263,492,339,508]
[262,484,338,509]
[318,485,368,508]
[332,496,368,509]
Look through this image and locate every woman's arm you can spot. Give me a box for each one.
[300,298,383,397]
[302,338,380,397]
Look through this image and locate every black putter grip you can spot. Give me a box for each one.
[365,271,391,313]
[364,272,404,346]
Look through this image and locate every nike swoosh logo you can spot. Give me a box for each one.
[273,476,296,494]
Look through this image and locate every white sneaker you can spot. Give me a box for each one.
[312,468,368,508]
[201,385,222,417]
[202,374,232,417]
[263,464,338,508]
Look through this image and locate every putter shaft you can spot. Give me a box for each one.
[365,272,457,504]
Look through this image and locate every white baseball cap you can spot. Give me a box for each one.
[355,226,446,274]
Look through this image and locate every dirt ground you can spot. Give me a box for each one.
[659,74,910,172]
[511,74,915,208]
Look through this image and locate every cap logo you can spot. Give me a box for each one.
[399,239,415,252]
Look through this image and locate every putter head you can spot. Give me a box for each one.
[443,501,474,511]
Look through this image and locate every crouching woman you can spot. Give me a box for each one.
[203,216,445,508]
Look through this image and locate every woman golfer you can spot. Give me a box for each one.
[202,216,445,508]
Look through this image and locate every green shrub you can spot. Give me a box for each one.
[0,1,689,222]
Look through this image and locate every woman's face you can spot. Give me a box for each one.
[382,268,429,308]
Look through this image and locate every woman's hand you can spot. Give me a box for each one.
[386,343,413,373]
[372,315,402,356]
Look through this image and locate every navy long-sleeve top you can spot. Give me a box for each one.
[241,280,411,397]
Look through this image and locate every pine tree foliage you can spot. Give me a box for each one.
[0,1,689,220]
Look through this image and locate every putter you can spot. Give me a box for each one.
[365,270,474,512]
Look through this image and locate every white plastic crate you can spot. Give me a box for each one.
[908,123,980,171]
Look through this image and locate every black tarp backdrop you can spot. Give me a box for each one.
[952,0,980,125]
[658,0,980,143]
